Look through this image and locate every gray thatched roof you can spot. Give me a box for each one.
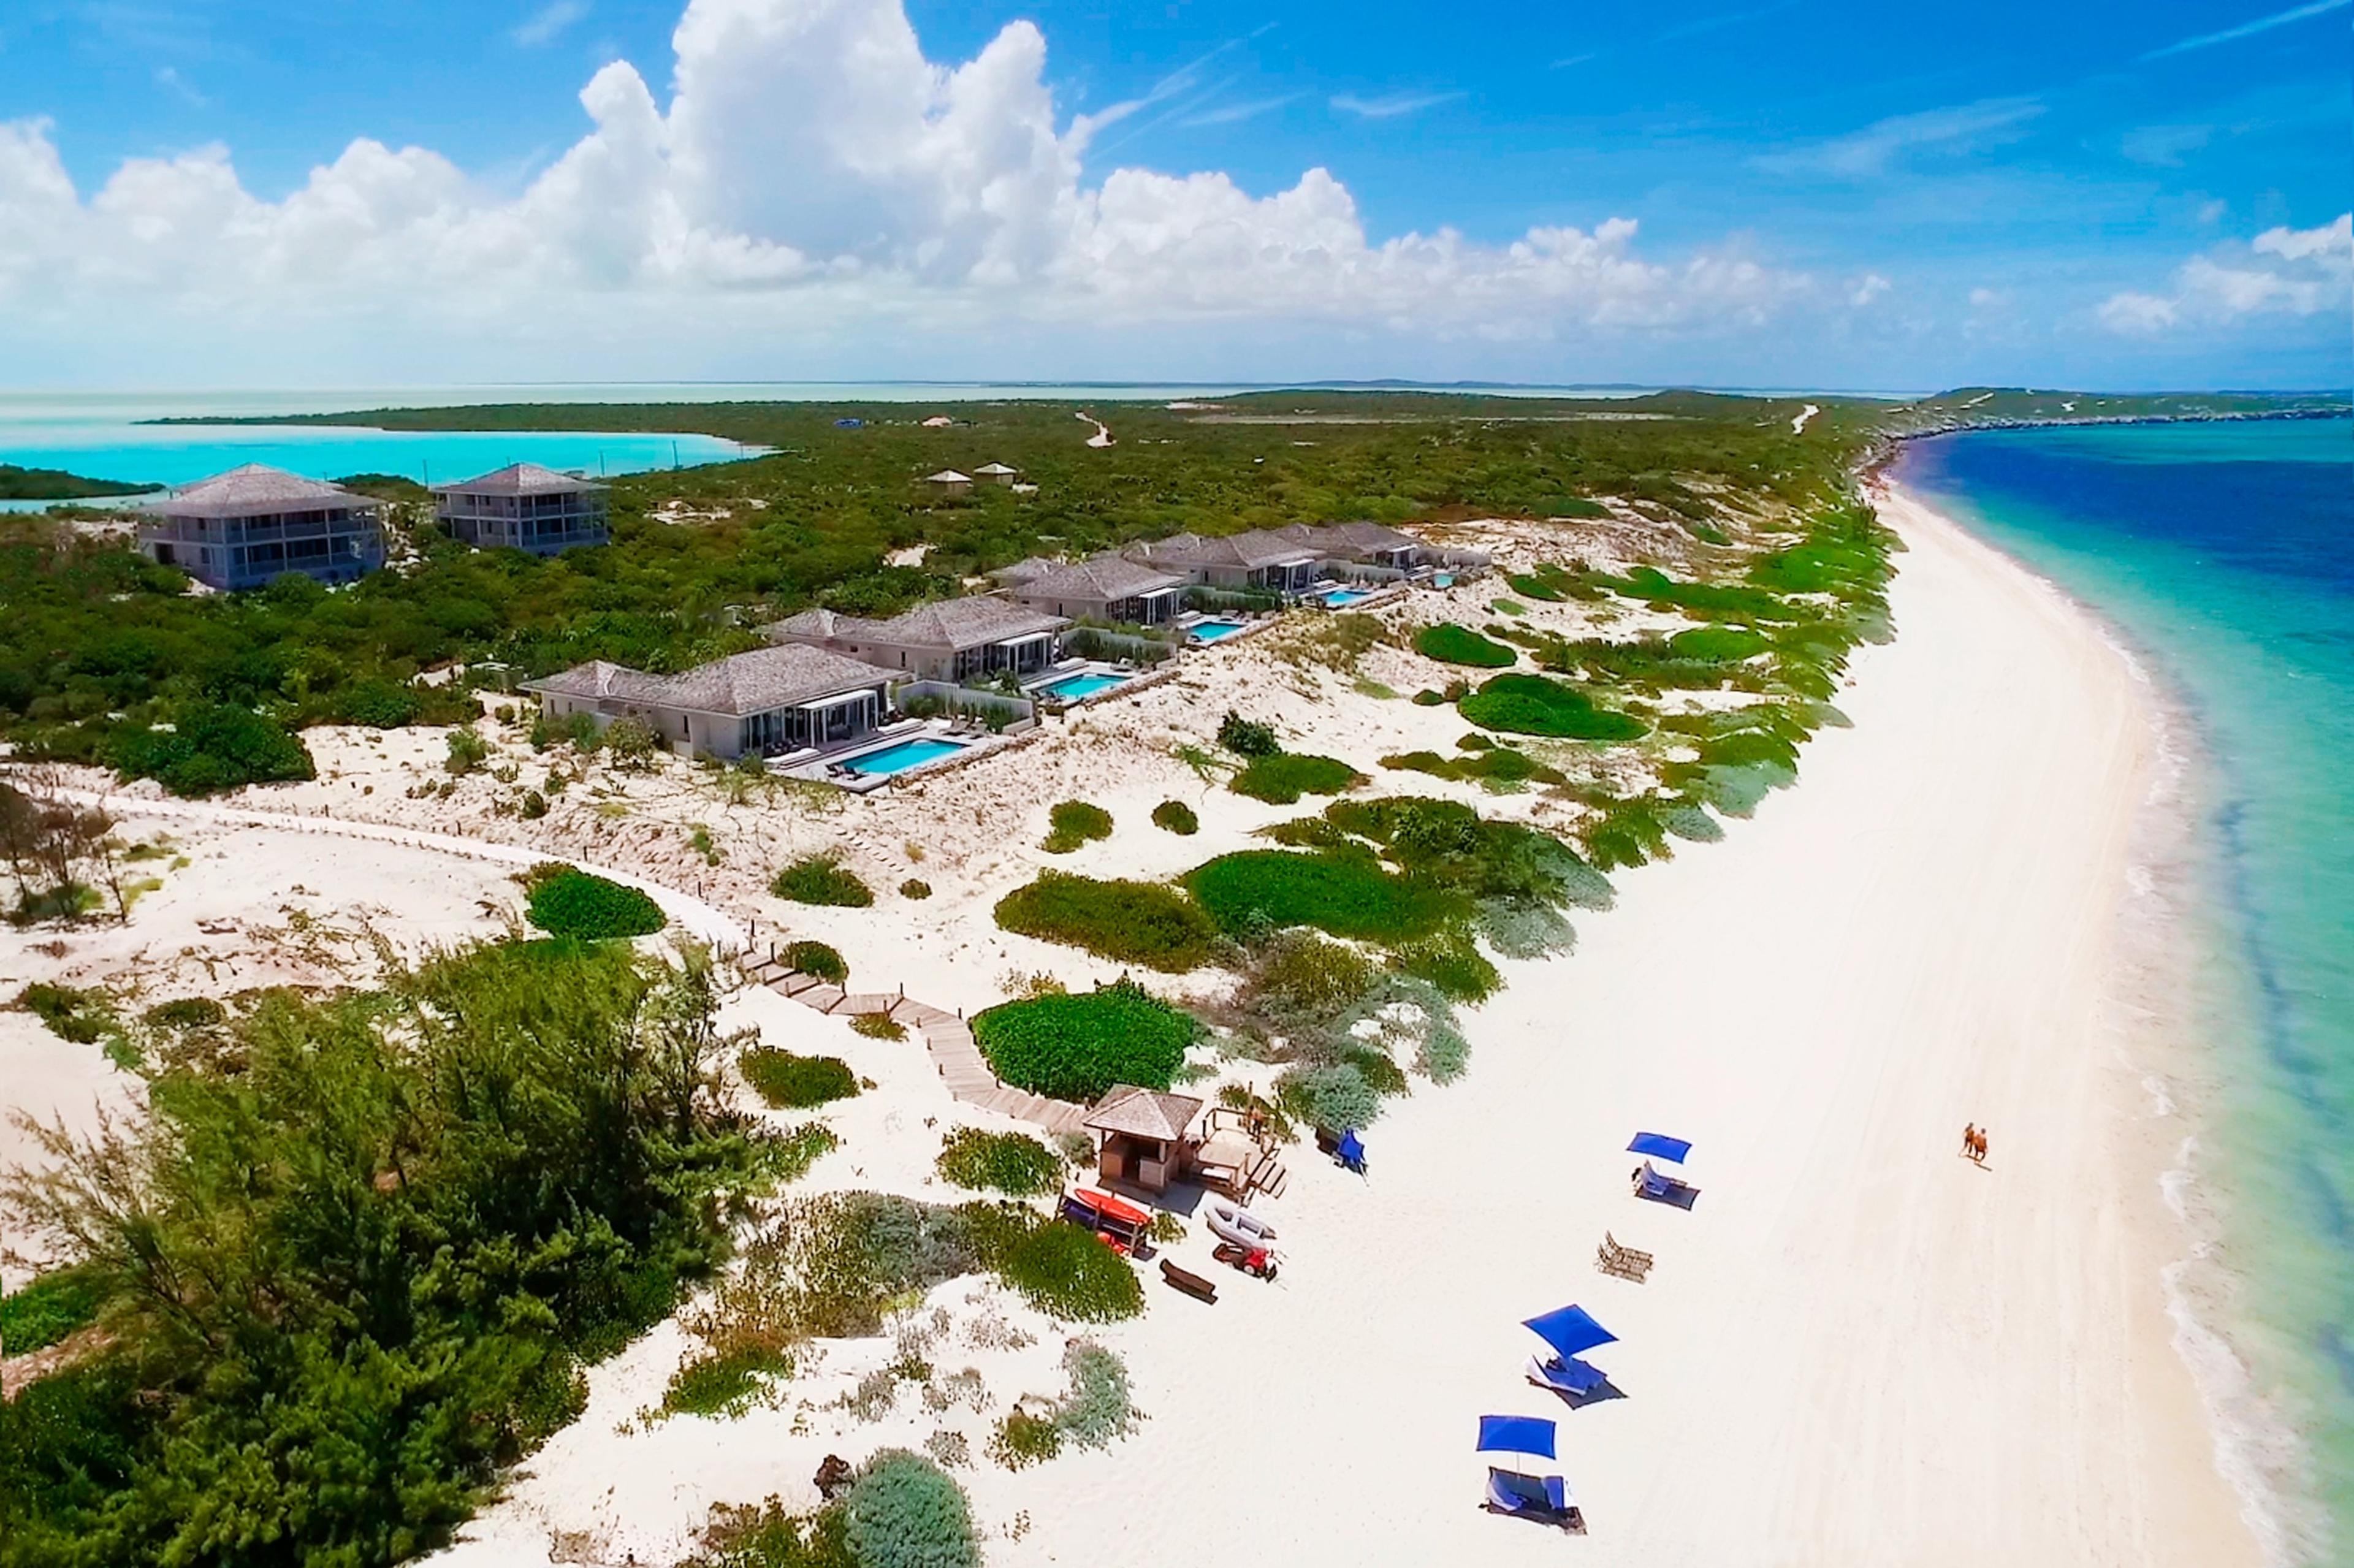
[434,462,604,497]
[1001,552,1186,603]
[1085,1085,1205,1143]
[767,593,1067,653]
[1135,529,1318,571]
[160,464,377,519]
[1273,520,1424,557]
[525,644,891,716]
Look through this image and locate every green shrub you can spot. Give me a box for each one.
[851,1012,905,1040]
[338,678,421,729]
[1458,672,1647,740]
[1042,800,1113,853]
[992,872,1219,972]
[104,704,316,797]
[991,1409,1064,1469]
[899,878,932,899]
[741,1048,860,1108]
[18,981,107,1043]
[0,1265,109,1355]
[688,1498,856,1568]
[935,1128,1065,1196]
[1150,799,1198,835]
[994,1220,1145,1323]
[663,1342,794,1418]
[1491,598,1527,616]
[444,728,490,775]
[972,982,1195,1101]
[524,866,668,939]
[1054,1341,1137,1447]
[1413,623,1516,668]
[842,1450,980,1568]
[1277,1062,1384,1132]
[1504,571,1565,602]
[1410,688,1447,706]
[1392,931,1503,1002]
[785,940,848,984]
[1183,851,1458,943]
[772,854,874,908]
[1216,710,1280,757]
[1228,753,1363,805]
[519,788,549,819]
[142,996,226,1030]
[1667,625,1770,662]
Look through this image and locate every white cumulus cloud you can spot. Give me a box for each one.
[2098,213,2352,335]
[0,0,1815,378]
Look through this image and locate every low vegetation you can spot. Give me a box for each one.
[1227,752,1364,805]
[0,938,783,1567]
[772,853,874,908]
[971,981,1196,1102]
[785,938,848,984]
[991,871,1219,972]
[935,1128,1065,1196]
[1413,622,1516,668]
[1041,799,1113,853]
[1379,745,1564,790]
[0,1265,108,1356]
[1183,850,1458,945]
[524,864,668,939]
[1150,799,1198,835]
[1457,672,1647,740]
[741,1048,861,1109]
[686,1448,978,1568]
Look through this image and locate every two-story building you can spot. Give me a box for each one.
[432,463,609,554]
[137,464,385,590]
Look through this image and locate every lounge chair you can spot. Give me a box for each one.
[1484,1468,1585,1533]
[1632,1160,1689,1202]
[1526,1353,1612,1400]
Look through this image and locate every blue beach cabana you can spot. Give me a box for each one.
[1629,1132,1697,1205]
[1522,1304,1621,1401]
[1476,1415,1585,1532]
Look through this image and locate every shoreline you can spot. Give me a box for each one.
[1876,476,2323,1564]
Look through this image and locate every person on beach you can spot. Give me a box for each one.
[1962,1122,1978,1159]
[1973,1127,1989,1165]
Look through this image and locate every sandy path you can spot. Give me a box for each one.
[981,488,2252,1566]
[1792,401,1820,433]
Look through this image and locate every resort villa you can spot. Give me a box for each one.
[766,596,1070,682]
[136,464,386,590]
[921,470,974,497]
[432,463,609,555]
[1273,520,1439,569]
[996,552,1190,625]
[522,644,896,761]
[973,462,1020,485]
[1129,529,1324,595]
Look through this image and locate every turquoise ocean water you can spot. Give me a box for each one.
[1895,417,2353,1562]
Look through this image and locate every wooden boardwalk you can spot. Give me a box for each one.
[738,953,1092,1138]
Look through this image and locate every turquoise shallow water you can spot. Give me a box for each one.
[1895,417,2353,1560]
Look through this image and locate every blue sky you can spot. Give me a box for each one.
[0,0,2344,389]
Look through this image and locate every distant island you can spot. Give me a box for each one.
[0,463,159,501]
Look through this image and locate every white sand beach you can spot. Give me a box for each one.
[2,489,2255,1565]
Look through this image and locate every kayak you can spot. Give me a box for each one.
[1205,1198,1276,1248]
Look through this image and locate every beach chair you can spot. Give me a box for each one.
[1484,1469,1586,1533]
[1596,1231,1653,1282]
[1526,1353,1612,1400]
[1632,1160,1689,1203]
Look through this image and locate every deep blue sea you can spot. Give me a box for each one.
[1896,416,2353,1562]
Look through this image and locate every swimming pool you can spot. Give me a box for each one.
[1035,671,1130,701]
[845,737,966,775]
[1319,587,1375,607]
[1188,618,1248,643]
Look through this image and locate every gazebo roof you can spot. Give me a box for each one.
[1085,1085,1205,1143]
[923,469,973,484]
